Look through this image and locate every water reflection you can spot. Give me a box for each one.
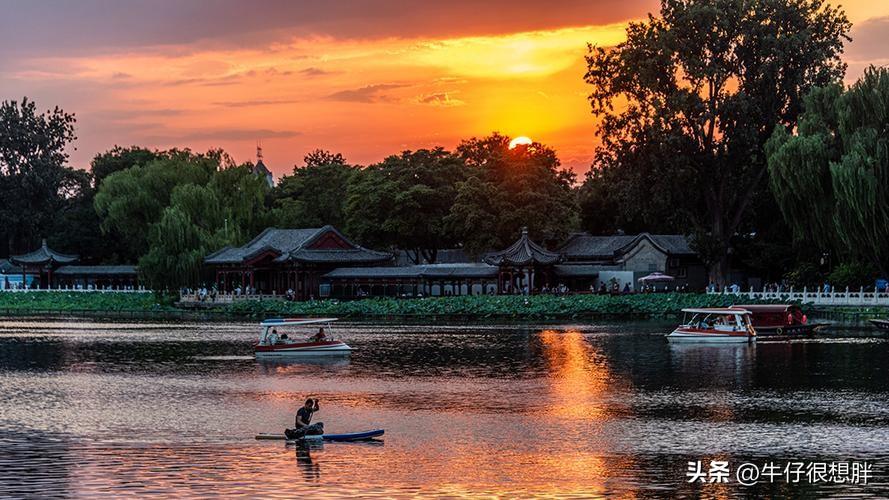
[537,329,612,420]
[1,320,888,497]
[293,440,323,481]
[669,343,756,389]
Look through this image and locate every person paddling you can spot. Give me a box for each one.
[286,398,323,438]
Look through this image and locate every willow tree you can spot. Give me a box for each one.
[768,67,889,276]
[584,0,850,285]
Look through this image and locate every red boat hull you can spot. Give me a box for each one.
[255,340,351,356]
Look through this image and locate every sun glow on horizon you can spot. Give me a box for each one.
[509,136,533,148]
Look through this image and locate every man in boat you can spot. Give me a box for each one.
[285,398,324,439]
[310,327,326,343]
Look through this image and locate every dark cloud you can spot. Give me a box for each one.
[0,0,658,59]
[327,83,407,103]
[846,16,889,62]
[90,108,185,120]
[300,67,334,77]
[144,128,301,143]
[213,99,301,108]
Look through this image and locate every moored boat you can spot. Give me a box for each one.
[870,319,889,331]
[667,308,755,343]
[255,318,351,357]
[731,304,822,337]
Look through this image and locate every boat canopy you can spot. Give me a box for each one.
[731,304,799,314]
[681,308,751,315]
[260,318,339,327]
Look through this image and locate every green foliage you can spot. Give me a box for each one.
[91,146,159,187]
[768,67,889,276]
[0,291,168,312]
[783,263,824,288]
[827,262,878,290]
[138,207,213,291]
[448,133,578,255]
[93,147,274,290]
[274,150,355,228]
[0,98,81,255]
[346,148,468,262]
[224,293,778,319]
[584,0,851,284]
[93,149,220,261]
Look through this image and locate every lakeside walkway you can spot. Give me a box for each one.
[710,287,889,306]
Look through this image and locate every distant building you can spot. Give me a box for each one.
[252,145,274,188]
[3,239,138,290]
[202,226,708,299]
[204,226,391,299]
[558,232,707,290]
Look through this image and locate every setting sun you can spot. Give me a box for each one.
[509,136,533,149]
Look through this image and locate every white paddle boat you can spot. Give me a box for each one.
[255,318,351,357]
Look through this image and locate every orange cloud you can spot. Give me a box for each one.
[4,0,885,177]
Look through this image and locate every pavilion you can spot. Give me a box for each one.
[204,226,392,299]
[483,228,562,294]
[6,239,138,290]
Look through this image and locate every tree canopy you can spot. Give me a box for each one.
[274,149,356,229]
[583,0,851,284]
[0,98,82,255]
[345,148,468,263]
[448,133,579,256]
[768,67,889,276]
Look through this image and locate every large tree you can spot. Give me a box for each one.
[274,149,356,229]
[93,149,222,261]
[768,67,889,276]
[447,133,578,256]
[134,160,275,291]
[91,146,159,187]
[0,98,80,255]
[345,148,468,263]
[584,0,850,285]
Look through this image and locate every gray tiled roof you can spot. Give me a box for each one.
[10,240,78,266]
[553,265,601,278]
[205,226,391,265]
[484,228,561,266]
[55,265,138,276]
[324,263,498,280]
[559,233,694,260]
[0,259,15,274]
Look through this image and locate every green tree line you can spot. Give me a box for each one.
[1,0,885,291]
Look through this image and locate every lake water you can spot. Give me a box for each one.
[0,319,888,498]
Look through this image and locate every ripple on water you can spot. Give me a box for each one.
[0,319,888,497]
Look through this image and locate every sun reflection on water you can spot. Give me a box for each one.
[538,329,613,420]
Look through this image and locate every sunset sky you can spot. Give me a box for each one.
[2,0,888,176]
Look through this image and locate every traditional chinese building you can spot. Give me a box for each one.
[483,228,562,294]
[203,226,708,300]
[5,239,138,290]
[204,226,392,298]
[322,263,499,298]
[557,232,706,289]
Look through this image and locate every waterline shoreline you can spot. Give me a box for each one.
[1,291,888,323]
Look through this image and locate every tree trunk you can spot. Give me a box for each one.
[422,248,438,264]
[407,249,421,265]
[710,253,730,289]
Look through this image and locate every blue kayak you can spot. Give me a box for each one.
[258,429,384,442]
[308,429,384,442]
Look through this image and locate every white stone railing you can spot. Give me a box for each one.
[178,292,286,303]
[708,286,889,306]
[0,286,147,293]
